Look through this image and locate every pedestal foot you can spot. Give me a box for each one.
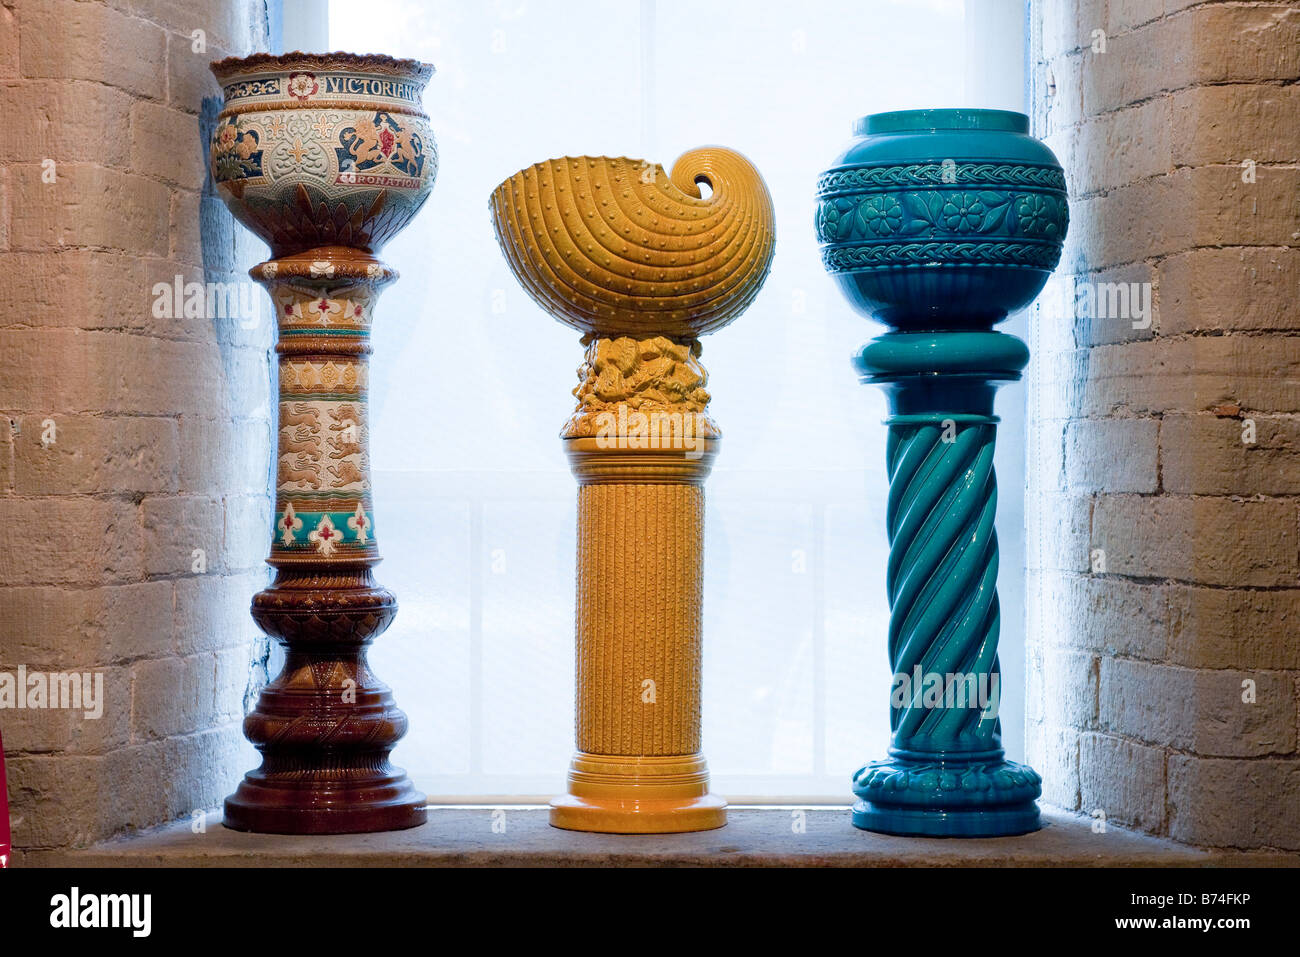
[851,801,1040,838]
[851,752,1041,837]
[224,770,426,835]
[550,753,727,834]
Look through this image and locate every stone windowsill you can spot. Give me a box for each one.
[16,807,1299,867]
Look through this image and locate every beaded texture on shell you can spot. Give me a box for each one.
[489,147,775,339]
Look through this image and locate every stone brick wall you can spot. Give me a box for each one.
[0,0,273,854]
[1027,0,1300,848]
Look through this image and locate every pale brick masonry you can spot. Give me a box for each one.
[1027,0,1300,848]
[0,0,272,852]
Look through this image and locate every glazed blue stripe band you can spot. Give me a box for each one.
[272,509,375,547]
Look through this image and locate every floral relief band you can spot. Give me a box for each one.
[816,162,1069,273]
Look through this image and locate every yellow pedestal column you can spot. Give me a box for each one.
[552,438,725,833]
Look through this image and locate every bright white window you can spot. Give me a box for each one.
[299,0,1025,800]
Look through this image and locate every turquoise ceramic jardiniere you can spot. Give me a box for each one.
[817,108,1067,326]
[816,109,1069,837]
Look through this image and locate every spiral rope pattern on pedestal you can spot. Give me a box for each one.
[885,420,1001,751]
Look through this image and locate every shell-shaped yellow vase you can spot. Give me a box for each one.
[489,147,775,339]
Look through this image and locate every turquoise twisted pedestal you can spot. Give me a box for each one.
[816,110,1069,837]
[851,332,1040,836]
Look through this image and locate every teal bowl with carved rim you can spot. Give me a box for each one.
[816,109,1068,329]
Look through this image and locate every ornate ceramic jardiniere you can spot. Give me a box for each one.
[490,148,775,832]
[816,109,1068,837]
[209,52,437,833]
[210,52,435,251]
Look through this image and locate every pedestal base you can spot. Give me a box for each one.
[851,751,1042,838]
[224,766,426,835]
[852,800,1040,837]
[550,753,727,834]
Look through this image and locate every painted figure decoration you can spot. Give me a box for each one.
[209,52,437,834]
[210,53,436,251]
[490,147,775,833]
[816,109,1069,837]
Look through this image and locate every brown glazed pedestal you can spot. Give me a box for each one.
[490,149,776,832]
[209,53,437,833]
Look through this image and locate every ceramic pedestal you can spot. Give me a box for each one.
[816,109,1069,837]
[490,149,776,833]
[209,52,437,833]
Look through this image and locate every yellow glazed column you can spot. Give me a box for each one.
[490,148,775,832]
[563,352,719,831]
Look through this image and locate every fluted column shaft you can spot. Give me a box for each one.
[570,446,711,757]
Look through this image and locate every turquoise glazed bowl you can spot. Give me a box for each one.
[815,109,1067,328]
